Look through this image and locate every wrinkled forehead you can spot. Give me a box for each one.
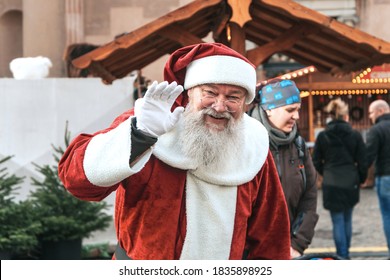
[199,83,247,94]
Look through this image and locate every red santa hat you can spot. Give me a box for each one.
[164,43,257,109]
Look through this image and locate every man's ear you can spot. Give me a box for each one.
[266,110,272,117]
[187,87,194,98]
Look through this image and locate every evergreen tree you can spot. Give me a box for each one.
[30,123,112,242]
[0,156,41,257]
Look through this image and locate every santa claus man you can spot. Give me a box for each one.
[58,43,291,260]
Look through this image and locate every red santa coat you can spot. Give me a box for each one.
[58,110,291,259]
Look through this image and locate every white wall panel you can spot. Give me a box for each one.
[0,77,136,245]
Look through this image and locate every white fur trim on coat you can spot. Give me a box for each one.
[83,117,153,187]
[180,173,237,260]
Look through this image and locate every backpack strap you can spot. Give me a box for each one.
[295,135,307,192]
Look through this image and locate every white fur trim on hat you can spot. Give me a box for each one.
[184,55,256,104]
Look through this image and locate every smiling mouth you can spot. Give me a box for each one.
[205,110,231,120]
[209,114,227,120]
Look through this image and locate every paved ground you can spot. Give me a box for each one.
[306,187,389,260]
[85,186,389,260]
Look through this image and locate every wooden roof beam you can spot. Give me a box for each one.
[228,0,252,27]
[212,11,230,42]
[262,0,390,53]
[331,55,390,75]
[89,61,117,84]
[157,23,205,46]
[247,23,317,66]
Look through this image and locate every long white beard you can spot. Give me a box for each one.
[178,105,244,169]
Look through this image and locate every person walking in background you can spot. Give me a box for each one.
[312,98,368,259]
[250,79,319,259]
[133,69,151,103]
[366,99,390,259]
[57,43,291,260]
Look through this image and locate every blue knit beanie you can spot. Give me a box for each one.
[258,79,301,110]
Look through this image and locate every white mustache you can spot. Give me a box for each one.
[202,107,232,119]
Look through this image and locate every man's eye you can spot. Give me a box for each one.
[227,96,240,101]
[203,90,216,96]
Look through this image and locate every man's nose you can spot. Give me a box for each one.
[212,99,228,112]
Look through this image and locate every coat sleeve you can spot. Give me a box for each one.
[312,132,325,175]
[245,150,291,260]
[354,131,368,183]
[291,151,319,254]
[58,110,153,201]
[365,126,380,168]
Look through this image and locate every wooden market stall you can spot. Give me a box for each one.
[287,64,390,141]
[72,0,390,81]
[71,0,390,142]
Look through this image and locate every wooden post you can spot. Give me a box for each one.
[136,70,142,100]
[228,22,246,55]
[308,73,314,142]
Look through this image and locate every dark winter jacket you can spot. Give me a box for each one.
[366,113,390,176]
[312,120,368,212]
[269,138,319,254]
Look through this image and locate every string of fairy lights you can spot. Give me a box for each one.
[352,67,390,84]
[267,66,390,98]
